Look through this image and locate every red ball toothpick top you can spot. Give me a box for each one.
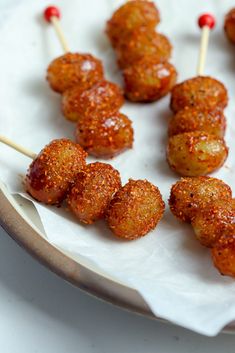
[198,13,216,29]
[44,6,61,22]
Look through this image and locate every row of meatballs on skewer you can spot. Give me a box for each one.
[25,138,165,240]
[106,0,177,102]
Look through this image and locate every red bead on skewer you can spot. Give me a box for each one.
[43,5,69,52]
[198,13,216,29]
[44,6,61,23]
[197,13,216,76]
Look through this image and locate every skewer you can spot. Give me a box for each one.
[197,13,216,76]
[44,6,70,53]
[0,135,36,159]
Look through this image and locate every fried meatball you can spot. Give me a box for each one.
[25,139,87,205]
[170,76,228,113]
[62,80,124,122]
[75,111,134,158]
[224,8,235,44]
[192,200,235,248]
[169,177,232,223]
[106,0,160,48]
[106,179,165,240]
[168,107,226,138]
[47,53,104,93]
[167,131,228,177]
[123,56,177,102]
[67,162,121,224]
[212,234,235,278]
[116,28,172,69]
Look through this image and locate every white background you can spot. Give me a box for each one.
[1,0,235,350]
[1,225,235,353]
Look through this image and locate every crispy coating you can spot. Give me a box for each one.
[46,52,104,93]
[106,0,160,48]
[75,111,134,158]
[116,28,172,69]
[169,176,232,223]
[62,80,124,122]
[212,234,235,278]
[170,76,228,113]
[224,8,235,44]
[167,131,228,177]
[168,107,226,138]
[123,56,177,102]
[106,179,165,240]
[67,162,121,224]
[192,200,235,248]
[25,139,87,205]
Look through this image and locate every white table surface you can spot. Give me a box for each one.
[0,225,235,352]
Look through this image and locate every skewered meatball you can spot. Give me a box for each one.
[123,56,177,102]
[62,80,124,122]
[47,53,104,93]
[106,179,165,240]
[170,76,228,113]
[224,8,235,44]
[169,177,232,223]
[192,200,235,248]
[168,107,226,138]
[67,162,121,224]
[116,28,172,69]
[75,111,134,158]
[167,131,228,177]
[106,0,160,48]
[25,139,87,205]
[212,234,235,278]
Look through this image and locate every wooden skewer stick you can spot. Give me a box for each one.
[44,6,70,53]
[197,13,216,76]
[0,135,37,159]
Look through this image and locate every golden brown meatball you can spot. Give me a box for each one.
[170,76,228,113]
[168,107,226,138]
[25,139,87,205]
[212,234,235,278]
[106,179,165,240]
[116,28,172,69]
[192,200,235,248]
[123,56,177,102]
[62,80,124,122]
[75,112,134,158]
[224,8,235,44]
[167,131,228,177]
[47,53,104,93]
[67,162,121,224]
[169,177,232,223]
[106,0,160,48]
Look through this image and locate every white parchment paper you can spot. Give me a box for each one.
[1,0,235,336]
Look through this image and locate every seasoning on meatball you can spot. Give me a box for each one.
[116,28,172,69]
[212,233,235,278]
[224,8,235,44]
[192,200,235,248]
[47,52,104,93]
[106,179,165,240]
[62,80,124,122]
[25,139,87,205]
[106,0,160,48]
[170,76,228,113]
[167,131,228,177]
[67,162,121,224]
[169,176,232,223]
[123,56,177,102]
[75,111,134,158]
[168,107,226,138]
